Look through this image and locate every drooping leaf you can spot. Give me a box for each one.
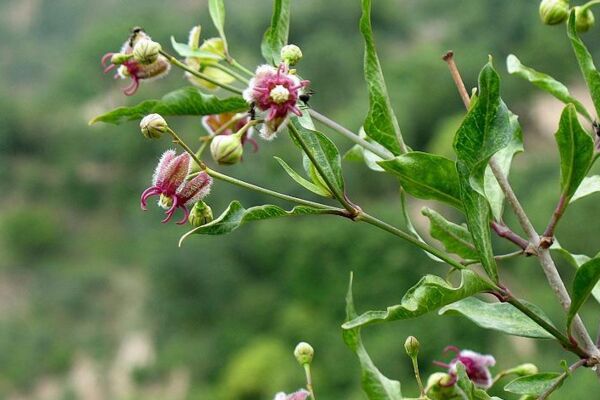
[439,297,554,339]
[274,156,332,197]
[261,0,291,65]
[504,373,563,396]
[359,0,405,155]
[90,87,247,125]
[568,11,600,119]
[178,200,332,245]
[570,176,600,203]
[455,363,501,400]
[421,207,478,260]
[343,273,403,400]
[567,257,600,331]
[170,36,223,60]
[555,104,594,199]
[208,0,228,53]
[342,270,494,330]
[506,54,592,121]
[379,152,463,210]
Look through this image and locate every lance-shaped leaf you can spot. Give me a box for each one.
[455,363,501,400]
[274,156,332,197]
[568,11,600,119]
[179,201,332,245]
[570,175,600,203]
[421,207,478,260]
[343,274,403,400]
[506,54,592,121]
[90,87,247,125]
[359,0,404,155]
[170,37,223,60]
[342,270,494,330]
[551,241,600,304]
[567,257,600,332]
[261,0,291,65]
[555,104,594,199]
[401,192,443,263]
[439,297,554,339]
[504,373,563,396]
[208,0,228,54]
[379,152,463,210]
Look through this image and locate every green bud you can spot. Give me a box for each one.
[189,201,213,227]
[404,336,420,359]
[188,26,202,50]
[425,373,461,400]
[539,0,569,25]
[294,342,314,365]
[140,114,168,139]
[210,134,243,165]
[280,44,303,66]
[575,6,595,32]
[510,363,539,377]
[110,53,133,65]
[133,39,162,65]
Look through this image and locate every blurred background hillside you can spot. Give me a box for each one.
[2,0,600,399]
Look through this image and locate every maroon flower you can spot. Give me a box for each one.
[140,150,212,224]
[273,389,310,400]
[434,346,496,389]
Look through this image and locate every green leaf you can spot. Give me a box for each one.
[555,104,594,199]
[401,192,443,263]
[342,270,493,330]
[439,297,554,339]
[571,176,600,203]
[178,201,331,245]
[504,373,563,396]
[274,156,332,197]
[379,152,463,210]
[568,11,600,119]
[261,0,291,65]
[90,87,247,125]
[551,241,600,304]
[506,54,592,121]
[343,128,386,172]
[359,0,404,155]
[455,363,500,400]
[208,0,228,53]
[421,207,478,260]
[567,257,600,331]
[170,36,223,60]
[343,274,403,400]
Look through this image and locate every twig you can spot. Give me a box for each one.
[538,359,588,400]
[442,51,471,109]
[541,194,568,248]
[461,250,524,266]
[490,221,530,252]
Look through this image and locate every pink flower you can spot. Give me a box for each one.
[273,389,310,400]
[434,346,496,389]
[202,112,258,152]
[243,64,309,140]
[101,28,170,96]
[140,150,212,224]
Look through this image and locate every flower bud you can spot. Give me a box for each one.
[539,0,569,25]
[189,201,213,227]
[294,342,314,365]
[140,114,168,139]
[425,373,461,400]
[210,134,243,165]
[280,44,303,66]
[110,53,133,65]
[188,25,202,50]
[404,336,420,359]
[510,363,539,377]
[133,39,162,65]
[575,6,595,32]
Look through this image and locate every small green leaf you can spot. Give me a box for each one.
[178,201,332,245]
[90,87,247,125]
[568,11,600,119]
[567,257,600,331]
[378,152,463,210]
[274,156,332,197]
[170,36,223,60]
[401,192,443,263]
[359,0,404,155]
[506,54,592,121]
[455,363,499,400]
[504,373,563,396]
[551,241,600,304]
[439,297,555,339]
[421,207,478,260]
[343,128,387,172]
[570,175,600,203]
[261,0,291,65]
[342,270,494,330]
[343,274,403,400]
[208,0,228,53]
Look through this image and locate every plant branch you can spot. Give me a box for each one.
[443,51,471,109]
[538,359,589,400]
[541,194,568,248]
[201,61,250,84]
[461,250,524,266]
[490,221,531,252]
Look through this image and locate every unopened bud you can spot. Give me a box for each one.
[188,26,202,49]
[575,6,595,32]
[425,373,461,400]
[133,39,162,65]
[210,134,243,165]
[404,336,420,359]
[294,342,314,365]
[189,201,213,227]
[140,114,168,139]
[510,363,539,377]
[539,0,569,25]
[111,53,133,65]
[280,44,303,66]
